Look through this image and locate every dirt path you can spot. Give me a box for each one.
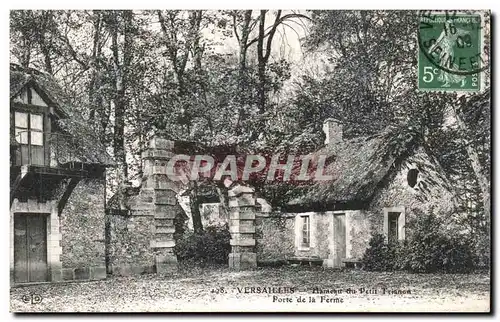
[10,267,490,312]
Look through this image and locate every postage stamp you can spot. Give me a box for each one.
[417,11,486,91]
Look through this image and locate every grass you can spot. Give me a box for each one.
[10,265,490,312]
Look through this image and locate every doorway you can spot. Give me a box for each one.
[14,214,48,283]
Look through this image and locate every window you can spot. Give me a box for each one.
[14,111,45,165]
[295,213,314,251]
[383,207,405,243]
[407,168,419,188]
[388,212,400,243]
[15,112,44,145]
[301,215,310,247]
[15,112,28,144]
[30,114,44,145]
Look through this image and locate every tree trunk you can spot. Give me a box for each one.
[42,46,53,75]
[238,10,252,75]
[110,10,132,190]
[216,185,229,219]
[234,10,253,134]
[39,12,54,75]
[257,11,267,113]
[88,10,103,126]
[189,182,204,234]
[191,11,204,73]
[251,10,282,140]
[21,38,31,68]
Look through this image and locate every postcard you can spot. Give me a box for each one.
[9,9,491,313]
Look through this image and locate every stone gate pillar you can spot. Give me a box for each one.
[228,184,257,270]
[142,137,179,273]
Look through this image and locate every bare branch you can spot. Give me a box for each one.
[246,12,310,49]
[231,12,240,43]
[264,10,282,62]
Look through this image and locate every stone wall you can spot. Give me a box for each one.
[106,137,180,276]
[255,214,295,262]
[346,210,375,260]
[228,184,257,270]
[368,148,456,239]
[60,179,107,281]
[282,210,376,267]
[102,139,456,274]
[315,213,331,258]
[249,150,455,268]
[106,212,156,275]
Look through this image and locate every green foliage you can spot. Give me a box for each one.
[363,210,477,273]
[174,224,231,265]
[474,231,490,269]
[173,209,189,242]
[398,210,476,273]
[362,233,399,271]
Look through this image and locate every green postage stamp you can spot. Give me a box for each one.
[418,11,486,91]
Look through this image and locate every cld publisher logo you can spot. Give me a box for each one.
[21,294,43,304]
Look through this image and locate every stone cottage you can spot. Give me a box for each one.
[259,118,457,267]
[182,118,457,269]
[10,64,111,284]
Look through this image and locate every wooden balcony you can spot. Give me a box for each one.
[10,131,106,210]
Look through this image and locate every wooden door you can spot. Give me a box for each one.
[14,214,48,283]
[333,213,346,267]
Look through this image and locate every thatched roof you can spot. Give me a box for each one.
[10,63,112,165]
[287,135,396,208]
[10,63,70,117]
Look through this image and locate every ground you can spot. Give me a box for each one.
[10,265,490,313]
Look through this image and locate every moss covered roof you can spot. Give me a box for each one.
[10,63,71,117]
[288,135,396,207]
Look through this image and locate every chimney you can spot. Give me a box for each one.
[323,118,343,145]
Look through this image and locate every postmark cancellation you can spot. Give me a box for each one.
[417,10,489,92]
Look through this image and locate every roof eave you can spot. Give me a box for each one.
[10,78,71,119]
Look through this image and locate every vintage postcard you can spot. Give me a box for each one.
[9,9,491,313]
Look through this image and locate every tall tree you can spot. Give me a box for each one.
[156,10,207,233]
[10,10,60,73]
